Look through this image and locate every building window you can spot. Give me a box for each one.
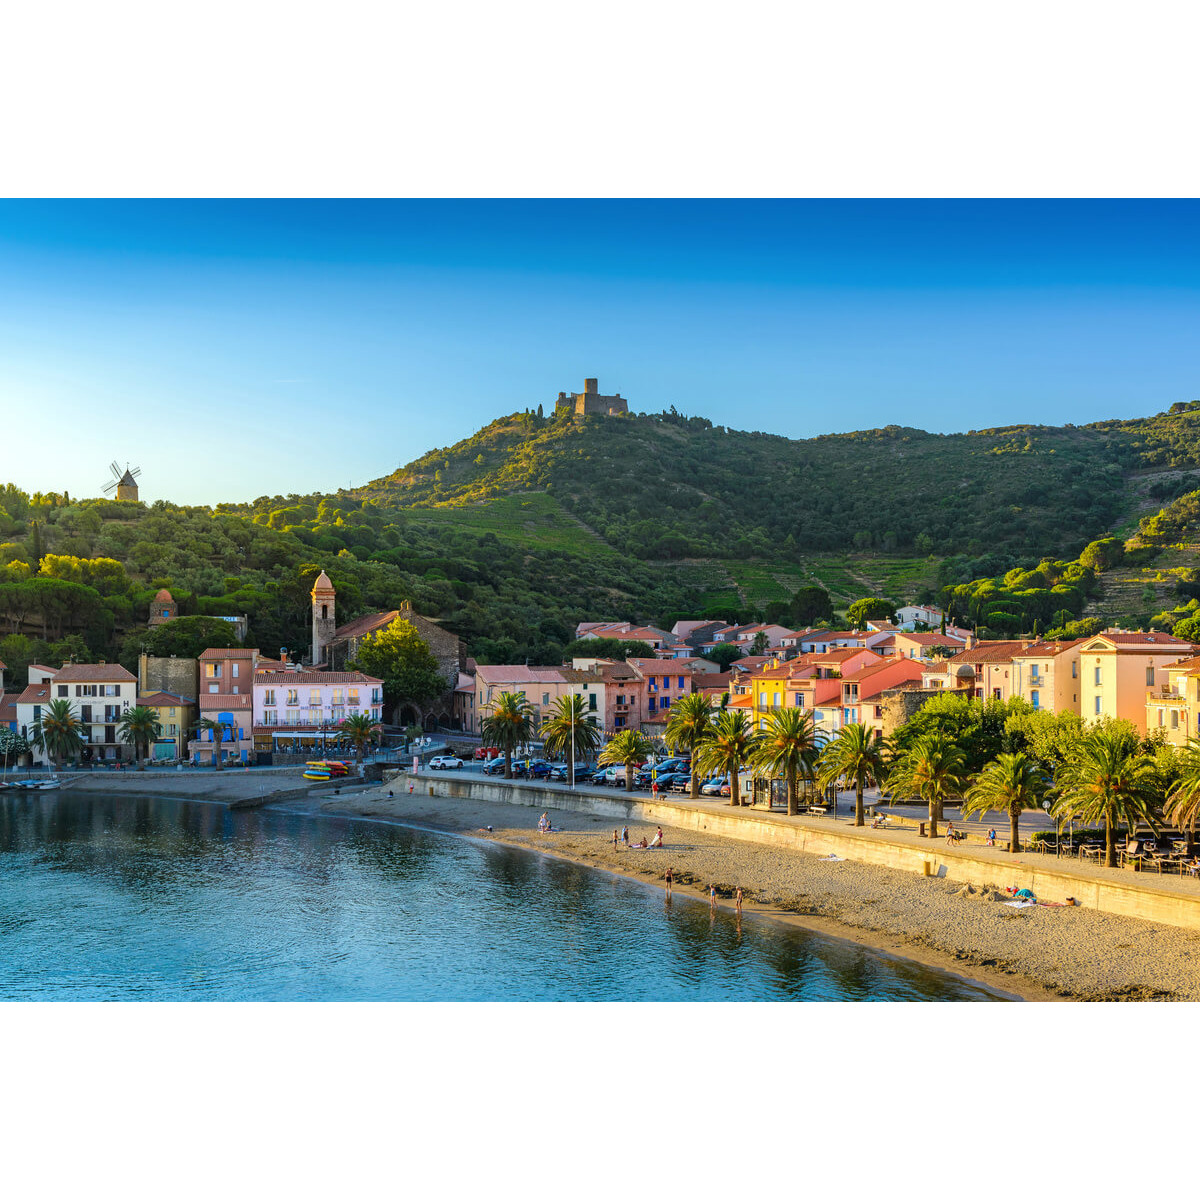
[1147,666,1155,686]
[1094,696,1102,715]
[57,685,67,697]
[264,710,277,726]
[208,684,219,694]
[1171,710,1179,730]
[542,692,550,706]
[648,698,656,712]
[287,690,298,706]
[615,715,625,728]
[310,689,321,706]
[371,688,381,704]
[232,663,240,678]
[678,676,685,689]
[661,697,671,711]
[589,694,597,711]
[1094,666,1101,686]
[348,689,360,707]
[1072,661,1077,679]
[1031,689,1040,711]
[205,664,221,679]
[264,689,276,706]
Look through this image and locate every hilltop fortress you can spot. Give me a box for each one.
[555,378,628,417]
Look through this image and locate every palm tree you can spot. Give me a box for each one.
[961,751,1047,853]
[540,694,602,786]
[1053,727,1160,868]
[193,716,230,770]
[32,698,84,771]
[118,706,163,771]
[664,693,715,799]
[599,728,654,793]
[1165,737,1200,856]
[340,712,382,767]
[887,734,966,839]
[749,708,820,816]
[817,723,884,827]
[693,708,758,806]
[480,690,535,779]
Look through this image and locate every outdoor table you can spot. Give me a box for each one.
[1080,845,1104,863]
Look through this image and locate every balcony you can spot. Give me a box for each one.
[1148,687,1187,705]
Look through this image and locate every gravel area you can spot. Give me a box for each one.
[324,786,1200,1001]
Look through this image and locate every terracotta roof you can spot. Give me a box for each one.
[949,639,1031,664]
[330,610,401,642]
[476,665,568,685]
[199,694,252,710]
[255,671,381,685]
[726,694,753,708]
[139,691,196,706]
[199,647,259,659]
[0,695,16,724]
[1011,639,1083,658]
[454,673,475,693]
[896,632,967,647]
[28,664,57,675]
[312,570,334,591]
[697,672,732,690]
[53,663,136,682]
[1094,632,1190,647]
[153,588,173,601]
[15,684,52,704]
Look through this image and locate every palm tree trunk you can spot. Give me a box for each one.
[1009,806,1020,854]
[787,766,798,816]
[690,742,700,800]
[1105,813,1117,869]
[626,760,634,793]
[854,778,864,826]
[729,764,739,806]
[927,793,938,840]
[504,748,512,779]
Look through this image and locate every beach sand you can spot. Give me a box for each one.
[323,785,1200,1001]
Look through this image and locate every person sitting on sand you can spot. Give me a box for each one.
[478,825,494,834]
[637,836,648,849]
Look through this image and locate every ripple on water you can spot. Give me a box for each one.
[0,793,1004,1002]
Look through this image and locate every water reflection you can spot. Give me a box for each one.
[0,793,1003,1002]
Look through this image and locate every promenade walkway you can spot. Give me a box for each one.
[403,766,1200,927]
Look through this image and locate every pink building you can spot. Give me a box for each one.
[252,669,383,753]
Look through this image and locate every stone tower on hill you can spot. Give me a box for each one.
[311,570,336,666]
[555,378,628,417]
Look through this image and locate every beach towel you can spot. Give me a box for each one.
[819,854,844,862]
[1003,899,1036,908]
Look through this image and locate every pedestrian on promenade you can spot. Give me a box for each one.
[665,867,673,898]
[735,887,743,915]
[408,780,415,795]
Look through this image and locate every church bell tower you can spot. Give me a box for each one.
[311,570,336,666]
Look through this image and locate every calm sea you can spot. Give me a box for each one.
[0,792,1003,1001]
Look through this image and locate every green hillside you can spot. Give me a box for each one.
[5,399,1200,676]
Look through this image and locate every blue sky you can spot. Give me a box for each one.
[0,200,1197,505]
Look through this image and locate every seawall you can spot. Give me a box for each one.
[397,772,1200,934]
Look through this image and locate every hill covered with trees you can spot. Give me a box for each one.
[5,399,1200,677]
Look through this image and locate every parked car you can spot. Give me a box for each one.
[596,765,631,786]
[473,746,500,760]
[700,774,729,796]
[669,774,693,793]
[527,760,553,779]
[482,757,509,775]
[549,763,591,781]
[429,756,464,770]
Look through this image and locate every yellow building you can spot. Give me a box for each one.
[138,690,197,761]
[1076,632,1193,733]
[1145,656,1200,746]
[1010,639,1085,715]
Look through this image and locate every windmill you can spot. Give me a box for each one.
[102,461,141,502]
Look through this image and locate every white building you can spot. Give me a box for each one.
[17,662,138,765]
[896,604,943,630]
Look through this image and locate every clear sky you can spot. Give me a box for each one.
[0,199,1197,506]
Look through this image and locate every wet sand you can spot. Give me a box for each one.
[323,785,1200,1001]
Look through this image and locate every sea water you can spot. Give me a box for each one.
[0,792,1003,1001]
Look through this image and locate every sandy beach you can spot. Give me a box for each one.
[322,785,1200,1001]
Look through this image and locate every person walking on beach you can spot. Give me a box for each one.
[735,887,743,915]
[709,884,717,910]
[665,867,673,898]
[621,825,629,845]
[408,780,415,795]
[613,829,619,849]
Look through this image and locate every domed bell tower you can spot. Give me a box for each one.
[311,570,336,666]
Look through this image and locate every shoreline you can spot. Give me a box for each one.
[312,789,1079,1001]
